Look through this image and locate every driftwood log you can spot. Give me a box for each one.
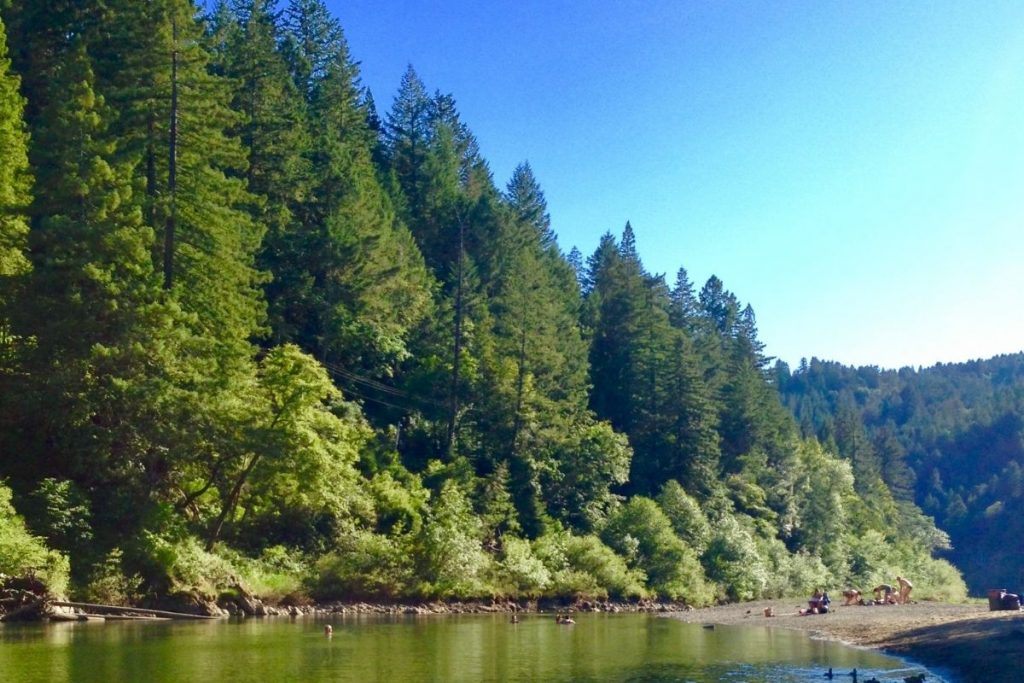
[50,601,219,620]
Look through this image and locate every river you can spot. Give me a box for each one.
[0,613,936,682]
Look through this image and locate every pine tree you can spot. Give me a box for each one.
[385,65,432,225]
[215,0,314,352]
[282,19,431,374]
[0,12,30,309]
[91,0,267,358]
[280,0,346,101]
[669,267,700,330]
[505,162,555,251]
[9,40,183,533]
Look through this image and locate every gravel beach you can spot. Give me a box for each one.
[671,599,1024,682]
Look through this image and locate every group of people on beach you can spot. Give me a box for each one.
[839,576,914,607]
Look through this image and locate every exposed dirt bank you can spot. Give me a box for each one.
[672,599,1024,683]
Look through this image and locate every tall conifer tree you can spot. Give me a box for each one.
[0,13,30,310]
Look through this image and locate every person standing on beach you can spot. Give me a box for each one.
[896,576,913,604]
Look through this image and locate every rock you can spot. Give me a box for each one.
[146,590,224,617]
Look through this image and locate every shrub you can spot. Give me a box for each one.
[135,532,236,595]
[0,481,69,596]
[657,481,712,554]
[216,545,309,602]
[907,557,968,602]
[562,534,646,599]
[602,497,713,604]
[312,530,414,600]
[415,481,493,598]
[783,551,833,597]
[496,537,551,596]
[702,514,769,602]
[81,548,142,605]
[532,529,643,600]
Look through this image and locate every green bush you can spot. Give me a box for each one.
[312,530,414,600]
[81,548,142,605]
[783,551,833,597]
[602,497,713,604]
[702,514,769,602]
[532,530,634,600]
[906,557,968,602]
[562,534,646,599]
[415,481,493,598]
[657,481,712,555]
[216,545,309,602]
[496,536,551,596]
[136,532,237,595]
[0,481,69,596]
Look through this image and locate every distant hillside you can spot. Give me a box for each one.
[776,353,1024,593]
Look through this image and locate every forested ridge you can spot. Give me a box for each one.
[0,0,964,607]
[777,354,1024,594]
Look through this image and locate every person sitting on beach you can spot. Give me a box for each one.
[896,576,913,604]
[807,589,830,614]
[873,584,894,603]
[842,589,861,606]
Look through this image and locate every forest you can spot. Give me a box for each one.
[777,354,1024,594]
[0,0,965,608]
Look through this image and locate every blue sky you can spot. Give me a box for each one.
[325,0,1024,370]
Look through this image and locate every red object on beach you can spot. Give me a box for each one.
[988,589,1007,611]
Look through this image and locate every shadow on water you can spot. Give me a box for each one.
[0,613,941,683]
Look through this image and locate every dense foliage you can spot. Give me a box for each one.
[0,1,963,605]
[777,354,1024,594]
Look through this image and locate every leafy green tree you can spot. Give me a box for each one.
[601,496,712,602]
[417,480,490,597]
[657,480,712,554]
[702,513,769,601]
[196,345,373,550]
[0,481,69,595]
[790,440,854,575]
[542,419,632,532]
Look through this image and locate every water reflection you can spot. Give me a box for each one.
[0,613,938,683]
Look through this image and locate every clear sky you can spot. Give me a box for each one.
[325,0,1024,370]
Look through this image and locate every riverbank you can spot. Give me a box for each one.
[672,599,1024,682]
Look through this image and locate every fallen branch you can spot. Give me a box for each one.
[50,601,219,620]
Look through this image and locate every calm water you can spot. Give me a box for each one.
[0,613,937,682]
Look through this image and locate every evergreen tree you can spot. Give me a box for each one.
[92,0,266,357]
[385,65,431,224]
[669,267,700,331]
[214,0,314,353]
[0,13,30,321]
[280,0,346,100]
[6,41,184,551]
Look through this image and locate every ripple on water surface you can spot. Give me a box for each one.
[0,613,942,682]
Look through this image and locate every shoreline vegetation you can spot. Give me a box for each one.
[674,599,1024,683]
[1,0,1012,658]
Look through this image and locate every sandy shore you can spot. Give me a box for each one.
[672,599,1024,682]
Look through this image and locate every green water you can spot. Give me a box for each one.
[0,614,936,682]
